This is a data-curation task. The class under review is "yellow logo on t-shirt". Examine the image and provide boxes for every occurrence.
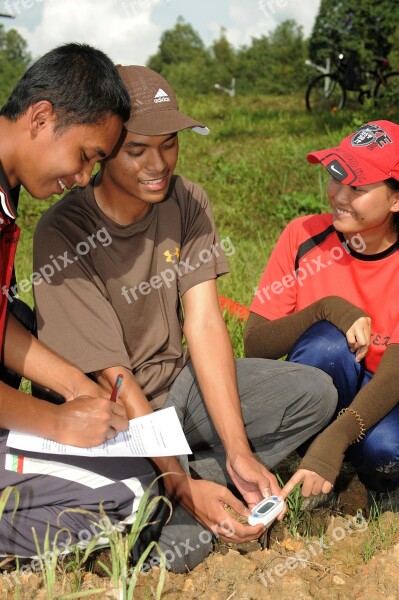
[164,247,180,263]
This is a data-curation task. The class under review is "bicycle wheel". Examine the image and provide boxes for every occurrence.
[374,72,399,108]
[306,74,346,113]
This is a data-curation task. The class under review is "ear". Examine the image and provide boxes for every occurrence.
[29,101,55,138]
[390,191,399,213]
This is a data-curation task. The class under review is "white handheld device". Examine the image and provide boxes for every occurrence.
[247,495,285,527]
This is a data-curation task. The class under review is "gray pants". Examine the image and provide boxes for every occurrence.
[156,358,337,571]
[0,358,337,574]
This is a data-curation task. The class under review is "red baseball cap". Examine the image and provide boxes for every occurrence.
[307,120,399,185]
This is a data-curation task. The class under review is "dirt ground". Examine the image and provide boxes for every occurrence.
[2,462,399,599]
[151,465,399,600]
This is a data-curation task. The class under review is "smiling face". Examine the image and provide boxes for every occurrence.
[16,103,123,200]
[100,130,179,211]
[327,178,399,252]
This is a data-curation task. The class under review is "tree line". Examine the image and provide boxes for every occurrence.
[2,0,399,102]
[0,23,30,106]
[148,1,399,97]
[147,17,308,96]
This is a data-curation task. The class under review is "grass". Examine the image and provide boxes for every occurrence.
[7,90,399,595]
[361,510,399,563]
[15,90,399,313]
[361,495,399,563]
[282,486,312,539]
[177,91,399,307]
[0,479,170,598]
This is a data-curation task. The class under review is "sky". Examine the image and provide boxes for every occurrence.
[1,0,321,65]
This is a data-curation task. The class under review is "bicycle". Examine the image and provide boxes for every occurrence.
[305,50,399,113]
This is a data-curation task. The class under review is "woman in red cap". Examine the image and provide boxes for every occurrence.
[245,120,399,509]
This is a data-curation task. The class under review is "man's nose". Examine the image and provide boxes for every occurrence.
[74,163,93,187]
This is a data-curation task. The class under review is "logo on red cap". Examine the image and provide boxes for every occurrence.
[351,124,392,149]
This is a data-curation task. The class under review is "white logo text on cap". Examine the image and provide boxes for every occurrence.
[154,89,170,103]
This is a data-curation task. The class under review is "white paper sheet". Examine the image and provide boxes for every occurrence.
[7,406,192,457]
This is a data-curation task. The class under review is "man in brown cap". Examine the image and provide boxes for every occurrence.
[33,66,337,572]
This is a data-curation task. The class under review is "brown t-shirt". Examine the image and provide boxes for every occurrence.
[33,175,229,407]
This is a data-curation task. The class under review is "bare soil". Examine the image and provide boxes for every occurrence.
[2,463,399,599]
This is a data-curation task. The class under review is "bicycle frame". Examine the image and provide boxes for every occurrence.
[305,50,398,112]
[304,57,331,75]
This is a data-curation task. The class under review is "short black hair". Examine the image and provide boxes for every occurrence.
[385,177,399,193]
[0,43,131,132]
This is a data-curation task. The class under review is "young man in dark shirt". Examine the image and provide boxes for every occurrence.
[0,44,161,563]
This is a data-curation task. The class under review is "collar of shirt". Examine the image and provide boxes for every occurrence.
[0,161,19,226]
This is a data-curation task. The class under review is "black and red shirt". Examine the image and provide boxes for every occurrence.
[250,214,399,373]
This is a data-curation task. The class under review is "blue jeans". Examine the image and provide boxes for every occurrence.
[288,321,399,492]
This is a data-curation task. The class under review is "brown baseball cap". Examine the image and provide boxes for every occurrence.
[117,65,209,136]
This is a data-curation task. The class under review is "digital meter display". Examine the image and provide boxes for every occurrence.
[258,501,275,514]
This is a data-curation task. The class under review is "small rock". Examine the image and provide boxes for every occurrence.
[217,580,228,591]
[281,537,304,552]
[332,575,345,585]
[182,579,195,593]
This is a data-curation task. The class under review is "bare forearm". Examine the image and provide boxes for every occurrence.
[0,381,58,435]
[3,313,89,400]
[184,317,251,454]
[94,366,190,494]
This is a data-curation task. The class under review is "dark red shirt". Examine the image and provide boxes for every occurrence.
[0,164,20,356]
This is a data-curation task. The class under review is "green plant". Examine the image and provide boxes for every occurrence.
[31,525,73,600]
[275,475,312,538]
[0,476,170,598]
[0,486,19,520]
[362,502,399,563]
[76,475,172,600]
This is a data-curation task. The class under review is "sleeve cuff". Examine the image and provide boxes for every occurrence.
[299,451,344,485]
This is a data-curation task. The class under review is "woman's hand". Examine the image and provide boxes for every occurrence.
[346,316,372,362]
[280,468,333,498]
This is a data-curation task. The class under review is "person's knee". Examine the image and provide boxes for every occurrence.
[297,365,338,428]
[289,321,350,369]
[155,512,213,573]
[168,530,212,572]
[358,430,399,476]
[349,415,399,491]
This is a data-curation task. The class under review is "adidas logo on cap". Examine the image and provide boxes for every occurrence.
[154,88,170,103]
